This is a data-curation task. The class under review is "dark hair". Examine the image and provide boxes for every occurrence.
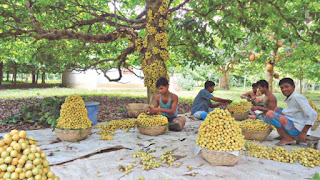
[257,80,269,89]
[252,83,258,88]
[205,81,215,89]
[279,78,295,86]
[156,77,169,88]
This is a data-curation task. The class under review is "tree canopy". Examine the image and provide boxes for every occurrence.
[0,0,319,95]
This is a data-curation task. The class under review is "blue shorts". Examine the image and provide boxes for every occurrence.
[193,109,214,120]
[264,107,300,137]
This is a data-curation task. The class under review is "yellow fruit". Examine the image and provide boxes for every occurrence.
[266,64,273,72]
[0,140,5,147]
[276,55,280,62]
[196,108,245,151]
[227,102,251,114]
[4,134,12,145]
[307,98,320,123]
[10,130,19,136]
[246,142,320,167]
[12,134,20,142]
[250,54,255,61]
[0,130,60,179]
[95,118,137,140]
[256,53,261,59]
[57,95,92,130]
[18,131,27,139]
[137,113,168,127]
[238,119,273,131]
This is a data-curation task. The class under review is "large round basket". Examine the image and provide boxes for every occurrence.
[200,149,242,166]
[137,125,166,136]
[55,127,92,142]
[241,128,272,141]
[311,121,320,131]
[232,112,248,121]
[126,103,150,118]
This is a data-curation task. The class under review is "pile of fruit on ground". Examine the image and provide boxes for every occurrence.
[0,130,59,179]
[95,113,168,140]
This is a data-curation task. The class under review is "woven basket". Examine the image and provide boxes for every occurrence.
[232,112,248,121]
[55,127,92,142]
[241,128,272,141]
[311,121,320,131]
[200,149,242,166]
[137,124,166,136]
[126,103,150,118]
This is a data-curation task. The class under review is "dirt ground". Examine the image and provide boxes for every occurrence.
[0,96,191,133]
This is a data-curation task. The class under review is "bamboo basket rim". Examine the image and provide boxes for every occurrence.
[200,148,242,166]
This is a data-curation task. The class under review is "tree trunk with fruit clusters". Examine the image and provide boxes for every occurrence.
[142,0,170,104]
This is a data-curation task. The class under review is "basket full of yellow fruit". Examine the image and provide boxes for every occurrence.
[136,113,168,136]
[196,108,245,166]
[238,119,273,141]
[308,98,320,131]
[55,95,92,142]
[126,103,151,118]
[227,104,249,121]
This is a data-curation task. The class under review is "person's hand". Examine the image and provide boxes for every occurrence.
[225,99,232,104]
[295,132,307,142]
[251,106,261,111]
[148,107,159,114]
[145,107,151,114]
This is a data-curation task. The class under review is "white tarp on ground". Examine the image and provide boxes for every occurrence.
[1,117,319,180]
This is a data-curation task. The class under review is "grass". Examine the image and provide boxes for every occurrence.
[0,86,319,108]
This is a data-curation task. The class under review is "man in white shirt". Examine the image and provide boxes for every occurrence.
[264,78,317,146]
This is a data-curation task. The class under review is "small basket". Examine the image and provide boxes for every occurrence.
[232,112,248,121]
[126,103,150,118]
[311,121,320,131]
[55,127,92,142]
[137,124,167,136]
[241,128,272,141]
[200,149,242,166]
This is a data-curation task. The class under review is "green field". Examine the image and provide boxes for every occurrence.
[0,87,319,108]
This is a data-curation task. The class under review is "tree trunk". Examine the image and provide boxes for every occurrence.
[218,70,230,90]
[0,61,3,85]
[303,80,308,93]
[32,70,36,84]
[147,88,157,105]
[25,75,29,83]
[41,71,46,84]
[6,71,9,81]
[36,71,39,84]
[299,79,303,94]
[13,63,18,85]
[312,83,316,91]
[143,0,169,104]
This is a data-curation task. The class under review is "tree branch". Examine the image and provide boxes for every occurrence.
[167,0,192,14]
[33,28,137,44]
[84,46,135,71]
[268,1,313,43]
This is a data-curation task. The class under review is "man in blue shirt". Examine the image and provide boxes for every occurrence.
[191,81,232,120]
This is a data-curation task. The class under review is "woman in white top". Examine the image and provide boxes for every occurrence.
[264,78,317,146]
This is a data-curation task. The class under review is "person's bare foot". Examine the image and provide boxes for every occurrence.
[275,139,294,146]
[248,115,257,119]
